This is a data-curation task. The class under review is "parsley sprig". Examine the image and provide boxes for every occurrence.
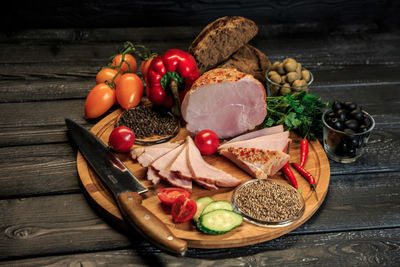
[263,92,329,140]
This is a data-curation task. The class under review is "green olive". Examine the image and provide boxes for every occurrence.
[301,70,311,82]
[277,62,285,74]
[280,85,292,95]
[269,74,282,84]
[267,70,279,78]
[292,79,307,91]
[284,61,297,72]
[271,61,280,71]
[281,75,287,84]
[270,84,280,96]
[287,72,300,83]
[296,63,302,74]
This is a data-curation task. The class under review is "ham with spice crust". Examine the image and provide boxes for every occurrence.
[218,131,290,151]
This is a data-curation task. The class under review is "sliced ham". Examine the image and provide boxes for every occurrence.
[169,144,192,179]
[218,131,290,151]
[221,125,284,146]
[147,167,161,184]
[150,144,192,190]
[131,141,183,162]
[219,147,289,179]
[181,68,267,138]
[186,136,241,187]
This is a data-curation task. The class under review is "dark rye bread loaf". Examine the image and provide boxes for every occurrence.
[217,44,271,85]
[189,16,258,73]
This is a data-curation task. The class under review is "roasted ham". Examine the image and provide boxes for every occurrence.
[181,68,267,138]
[221,125,284,146]
[219,147,289,179]
[218,131,290,151]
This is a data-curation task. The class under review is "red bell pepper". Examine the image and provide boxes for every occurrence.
[146,49,200,115]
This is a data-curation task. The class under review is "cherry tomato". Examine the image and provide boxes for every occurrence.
[116,73,144,109]
[157,187,191,205]
[140,56,155,82]
[108,126,135,153]
[171,195,197,223]
[96,68,121,87]
[194,129,220,155]
[84,83,115,119]
[111,54,137,73]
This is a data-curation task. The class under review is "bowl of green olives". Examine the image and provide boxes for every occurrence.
[322,101,375,163]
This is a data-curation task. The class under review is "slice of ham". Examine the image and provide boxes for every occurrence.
[150,144,192,190]
[219,147,289,179]
[221,125,284,146]
[181,69,267,139]
[169,144,192,179]
[131,141,183,161]
[218,131,290,151]
[186,136,241,187]
[147,167,161,184]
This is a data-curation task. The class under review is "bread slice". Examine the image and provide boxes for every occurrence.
[189,16,258,73]
[219,147,289,179]
[217,44,271,85]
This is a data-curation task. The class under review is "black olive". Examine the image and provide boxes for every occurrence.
[359,124,369,132]
[331,118,344,131]
[344,119,359,130]
[347,148,356,157]
[363,117,372,128]
[337,110,347,122]
[350,109,364,121]
[344,128,355,135]
[327,112,336,119]
[343,101,357,111]
[332,101,342,112]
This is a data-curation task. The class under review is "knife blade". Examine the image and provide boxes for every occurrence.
[65,119,187,256]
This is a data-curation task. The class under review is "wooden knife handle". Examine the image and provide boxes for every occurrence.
[116,191,188,256]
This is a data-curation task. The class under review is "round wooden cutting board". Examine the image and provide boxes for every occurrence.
[77,109,330,249]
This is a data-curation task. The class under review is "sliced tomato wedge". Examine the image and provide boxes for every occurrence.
[157,187,191,205]
[171,195,197,223]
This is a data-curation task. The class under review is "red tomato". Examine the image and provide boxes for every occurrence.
[157,187,191,205]
[108,126,135,153]
[140,57,155,82]
[84,83,115,119]
[96,68,121,86]
[112,54,137,73]
[116,73,144,109]
[171,195,197,223]
[194,129,220,155]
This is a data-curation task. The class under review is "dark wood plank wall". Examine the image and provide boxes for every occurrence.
[1,0,399,265]
[3,0,399,30]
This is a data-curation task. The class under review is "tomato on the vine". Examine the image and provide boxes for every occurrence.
[194,129,220,155]
[96,68,121,86]
[157,187,191,205]
[171,195,197,223]
[116,73,144,109]
[111,54,137,73]
[108,126,135,153]
[84,83,115,119]
[140,57,155,82]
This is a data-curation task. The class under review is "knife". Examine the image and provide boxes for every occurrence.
[65,119,187,256]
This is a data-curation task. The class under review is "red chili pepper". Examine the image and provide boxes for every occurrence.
[282,162,298,189]
[146,49,201,115]
[299,139,309,167]
[291,162,318,200]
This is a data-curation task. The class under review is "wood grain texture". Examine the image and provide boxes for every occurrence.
[1,228,398,265]
[0,188,398,262]
[2,0,398,29]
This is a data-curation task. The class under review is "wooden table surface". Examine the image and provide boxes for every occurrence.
[0,24,399,266]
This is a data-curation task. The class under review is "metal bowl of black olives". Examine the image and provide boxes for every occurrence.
[322,101,375,163]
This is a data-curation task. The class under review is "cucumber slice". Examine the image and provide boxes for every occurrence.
[198,210,243,234]
[193,196,214,222]
[202,200,233,215]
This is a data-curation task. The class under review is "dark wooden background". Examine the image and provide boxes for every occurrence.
[0,0,399,266]
[3,0,400,30]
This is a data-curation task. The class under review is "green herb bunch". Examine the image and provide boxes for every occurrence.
[263,91,329,140]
